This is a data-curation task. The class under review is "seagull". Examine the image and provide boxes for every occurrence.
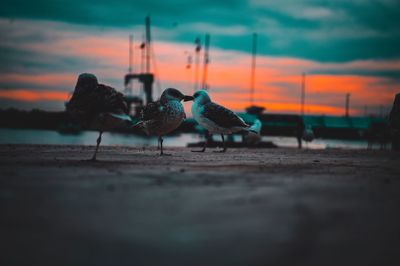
[66,73,132,161]
[135,88,193,155]
[191,90,254,152]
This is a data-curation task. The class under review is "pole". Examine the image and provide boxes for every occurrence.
[345,93,350,117]
[250,33,257,106]
[128,34,133,73]
[140,34,145,73]
[301,73,306,116]
[194,37,201,92]
[145,16,151,73]
[201,34,210,90]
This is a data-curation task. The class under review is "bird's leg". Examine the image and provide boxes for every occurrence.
[159,136,171,156]
[214,134,227,153]
[157,138,160,150]
[90,131,103,161]
[192,131,209,152]
[222,134,227,152]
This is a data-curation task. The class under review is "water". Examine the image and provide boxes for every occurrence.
[0,128,371,150]
[0,128,200,147]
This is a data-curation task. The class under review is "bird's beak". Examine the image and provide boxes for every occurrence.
[183,95,194,102]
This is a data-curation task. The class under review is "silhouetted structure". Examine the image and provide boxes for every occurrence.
[300,73,306,116]
[194,37,201,91]
[201,34,210,90]
[128,34,133,73]
[245,34,265,124]
[124,73,154,104]
[345,93,351,117]
[250,33,257,105]
[124,16,155,115]
[245,106,265,115]
[389,93,400,151]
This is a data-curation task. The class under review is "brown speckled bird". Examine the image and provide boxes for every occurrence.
[135,88,193,155]
[66,73,131,160]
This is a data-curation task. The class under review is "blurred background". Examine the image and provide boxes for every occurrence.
[0,0,399,149]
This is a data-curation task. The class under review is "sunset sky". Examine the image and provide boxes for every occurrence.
[0,0,399,116]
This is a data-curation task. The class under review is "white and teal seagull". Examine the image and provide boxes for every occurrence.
[191,90,255,152]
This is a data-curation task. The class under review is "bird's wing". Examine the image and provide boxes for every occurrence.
[141,101,164,121]
[88,84,129,115]
[202,102,249,128]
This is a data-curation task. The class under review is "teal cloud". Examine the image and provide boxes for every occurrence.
[1,0,399,62]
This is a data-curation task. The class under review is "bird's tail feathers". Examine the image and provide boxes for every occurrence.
[109,113,132,122]
[248,129,258,134]
[240,127,259,135]
[131,120,144,129]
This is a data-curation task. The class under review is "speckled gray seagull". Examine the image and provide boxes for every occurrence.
[135,88,193,155]
[191,90,255,152]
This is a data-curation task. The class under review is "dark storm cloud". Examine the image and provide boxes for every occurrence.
[1,0,400,62]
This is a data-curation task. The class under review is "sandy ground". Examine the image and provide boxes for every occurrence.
[0,144,400,266]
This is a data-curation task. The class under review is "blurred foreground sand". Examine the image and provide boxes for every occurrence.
[0,145,399,266]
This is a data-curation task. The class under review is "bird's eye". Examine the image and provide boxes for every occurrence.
[174,90,183,97]
[194,92,199,98]
[168,89,178,98]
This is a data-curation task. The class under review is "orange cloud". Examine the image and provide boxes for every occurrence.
[0,73,76,88]
[0,89,69,102]
[1,19,399,115]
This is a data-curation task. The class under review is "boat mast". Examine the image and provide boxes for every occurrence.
[194,37,201,92]
[201,34,210,90]
[128,34,133,73]
[145,16,151,74]
[301,73,306,116]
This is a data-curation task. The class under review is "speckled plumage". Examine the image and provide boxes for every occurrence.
[66,74,129,131]
[191,90,252,152]
[192,90,249,134]
[140,99,186,136]
[193,101,249,134]
[137,88,192,155]
[66,73,131,160]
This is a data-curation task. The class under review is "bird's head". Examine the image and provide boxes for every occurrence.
[192,90,211,105]
[161,88,194,103]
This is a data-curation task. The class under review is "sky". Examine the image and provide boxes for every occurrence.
[0,0,399,116]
